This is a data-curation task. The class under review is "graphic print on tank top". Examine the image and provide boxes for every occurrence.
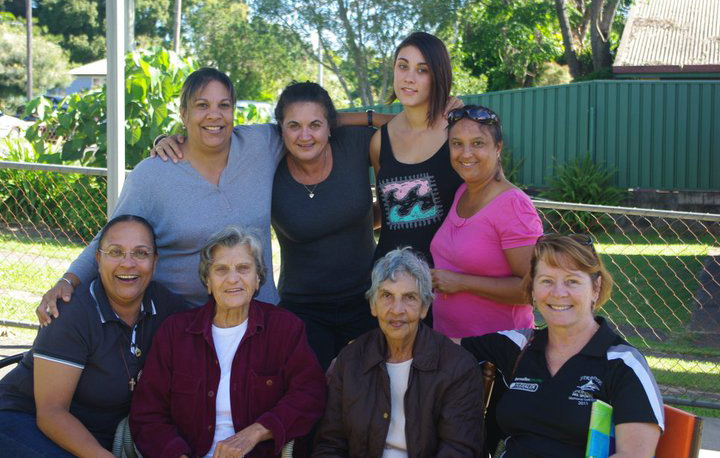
[378,172,443,229]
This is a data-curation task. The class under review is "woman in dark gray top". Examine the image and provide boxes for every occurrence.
[271,82,377,370]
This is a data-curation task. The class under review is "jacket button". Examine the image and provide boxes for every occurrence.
[207,425,213,431]
[266,379,273,387]
[208,390,214,397]
[383,412,389,419]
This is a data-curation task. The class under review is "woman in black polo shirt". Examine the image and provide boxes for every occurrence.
[0,215,187,456]
[462,234,664,458]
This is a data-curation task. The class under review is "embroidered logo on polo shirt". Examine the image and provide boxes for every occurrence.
[569,375,603,405]
[509,377,541,392]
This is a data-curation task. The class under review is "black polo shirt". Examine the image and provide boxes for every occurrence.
[462,317,664,458]
[0,279,188,449]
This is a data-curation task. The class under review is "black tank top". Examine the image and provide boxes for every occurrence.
[374,124,463,266]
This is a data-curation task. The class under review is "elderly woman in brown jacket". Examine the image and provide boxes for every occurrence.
[313,248,484,457]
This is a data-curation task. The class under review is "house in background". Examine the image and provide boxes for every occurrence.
[613,0,720,79]
[65,59,107,95]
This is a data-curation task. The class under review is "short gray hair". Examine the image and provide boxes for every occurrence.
[366,247,434,309]
[198,226,267,293]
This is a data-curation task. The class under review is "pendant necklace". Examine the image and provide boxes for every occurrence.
[291,145,329,199]
[302,183,319,199]
[118,318,144,391]
[119,344,137,391]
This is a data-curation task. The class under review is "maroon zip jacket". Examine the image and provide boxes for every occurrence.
[129,298,326,458]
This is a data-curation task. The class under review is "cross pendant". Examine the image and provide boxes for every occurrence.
[129,378,136,392]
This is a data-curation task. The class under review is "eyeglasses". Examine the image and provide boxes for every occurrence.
[447,106,499,126]
[98,247,154,261]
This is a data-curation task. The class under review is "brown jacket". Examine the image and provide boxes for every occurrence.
[313,324,484,457]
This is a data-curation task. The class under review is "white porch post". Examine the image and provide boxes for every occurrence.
[106,0,125,216]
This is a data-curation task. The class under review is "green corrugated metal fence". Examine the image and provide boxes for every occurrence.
[344,80,720,190]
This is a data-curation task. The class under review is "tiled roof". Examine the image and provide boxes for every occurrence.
[614,0,720,73]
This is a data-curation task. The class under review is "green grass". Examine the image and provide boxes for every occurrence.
[0,260,70,322]
[647,355,720,392]
[0,232,85,323]
[588,233,715,346]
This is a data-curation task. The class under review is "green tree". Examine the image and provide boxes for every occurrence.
[0,16,71,106]
[186,0,314,101]
[252,0,463,107]
[459,0,564,91]
[19,0,173,64]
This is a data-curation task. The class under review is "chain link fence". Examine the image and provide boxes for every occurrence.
[0,161,107,328]
[1,162,719,408]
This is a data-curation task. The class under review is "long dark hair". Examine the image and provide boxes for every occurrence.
[388,32,452,126]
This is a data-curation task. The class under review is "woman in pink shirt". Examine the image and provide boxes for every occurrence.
[429,106,542,338]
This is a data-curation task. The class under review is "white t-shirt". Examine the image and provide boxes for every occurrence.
[383,359,413,458]
[205,320,248,458]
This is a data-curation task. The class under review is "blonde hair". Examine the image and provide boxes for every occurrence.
[524,234,613,310]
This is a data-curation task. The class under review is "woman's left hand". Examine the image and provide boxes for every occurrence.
[432,269,463,294]
[213,423,272,458]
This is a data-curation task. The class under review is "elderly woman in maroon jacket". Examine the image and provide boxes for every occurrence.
[130,226,326,457]
[313,248,483,457]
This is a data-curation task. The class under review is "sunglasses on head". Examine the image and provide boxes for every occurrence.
[447,106,499,126]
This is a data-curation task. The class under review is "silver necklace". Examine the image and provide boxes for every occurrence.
[302,183,319,198]
[290,146,330,199]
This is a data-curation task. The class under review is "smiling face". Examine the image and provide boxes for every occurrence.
[371,271,428,351]
[96,221,157,310]
[532,259,600,331]
[449,118,502,186]
[181,79,234,153]
[393,45,432,109]
[281,102,331,163]
[207,243,260,313]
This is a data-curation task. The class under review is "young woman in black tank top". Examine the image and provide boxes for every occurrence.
[370,32,462,266]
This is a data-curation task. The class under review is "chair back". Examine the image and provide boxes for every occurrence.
[655,405,703,458]
[0,353,24,369]
[481,361,496,416]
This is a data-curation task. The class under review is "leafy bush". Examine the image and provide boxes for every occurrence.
[24,48,194,168]
[540,153,626,231]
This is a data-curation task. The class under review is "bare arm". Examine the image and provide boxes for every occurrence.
[369,129,381,175]
[34,358,114,458]
[611,422,661,458]
[431,245,534,304]
[337,111,393,129]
